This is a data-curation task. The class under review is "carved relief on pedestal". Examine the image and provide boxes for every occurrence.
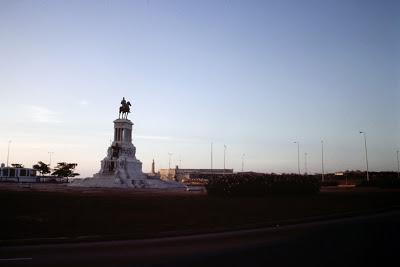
[95,98,143,180]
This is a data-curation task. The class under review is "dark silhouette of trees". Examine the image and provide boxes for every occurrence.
[52,162,79,182]
[204,173,321,197]
[33,161,51,176]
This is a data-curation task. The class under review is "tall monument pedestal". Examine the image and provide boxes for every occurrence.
[93,119,146,186]
[71,115,184,189]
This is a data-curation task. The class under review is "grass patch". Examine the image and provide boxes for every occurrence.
[1,186,400,241]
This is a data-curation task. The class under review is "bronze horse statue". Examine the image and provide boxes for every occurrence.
[119,101,131,119]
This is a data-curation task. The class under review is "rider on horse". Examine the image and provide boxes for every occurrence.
[119,97,132,119]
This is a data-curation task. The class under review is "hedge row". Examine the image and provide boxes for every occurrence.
[201,173,320,197]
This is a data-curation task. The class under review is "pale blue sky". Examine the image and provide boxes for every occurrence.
[0,0,399,177]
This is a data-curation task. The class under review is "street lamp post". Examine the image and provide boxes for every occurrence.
[396,150,399,179]
[168,152,173,180]
[168,152,173,169]
[48,152,54,167]
[6,140,11,167]
[241,153,245,172]
[210,142,213,172]
[294,141,300,175]
[304,152,308,175]
[321,140,325,182]
[359,131,369,182]
[223,144,227,172]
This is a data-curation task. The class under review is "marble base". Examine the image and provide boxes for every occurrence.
[70,175,185,189]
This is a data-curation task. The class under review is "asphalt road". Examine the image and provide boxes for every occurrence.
[1,210,399,267]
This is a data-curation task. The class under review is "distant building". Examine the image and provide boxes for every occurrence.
[0,166,39,183]
[0,164,69,183]
[159,166,234,182]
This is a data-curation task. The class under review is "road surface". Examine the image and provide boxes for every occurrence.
[1,210,399,267]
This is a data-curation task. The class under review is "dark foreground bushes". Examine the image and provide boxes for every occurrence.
[203,173,320,197]
[358,177,400,188]
[321,180,339,187]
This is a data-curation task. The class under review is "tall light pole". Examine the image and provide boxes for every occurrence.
[294,141,300,175]
[241,153,245,172]
[223,144,227,172]
[167,152,173,180]
[321,140,325,182]
[168,152,173,169]
[48,152,54,167]
[304,152,308,175]
[210,142,213,172]
[359,131,369,182]
[396,150,399,179]
[6,140,11,167]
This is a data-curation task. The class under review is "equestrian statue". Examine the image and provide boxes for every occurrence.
[119,97,132,119]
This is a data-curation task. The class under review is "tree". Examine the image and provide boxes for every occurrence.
[32,161,51,176]
[11,163,24,168]
[52,162,80,182]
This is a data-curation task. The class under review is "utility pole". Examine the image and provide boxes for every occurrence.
[294,141,300,175]
[359,131,369,182]
[321,140,325,182]
[6,140,11,167]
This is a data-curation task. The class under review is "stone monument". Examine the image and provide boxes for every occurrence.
[70,98,184,189]
[92,117,147,187]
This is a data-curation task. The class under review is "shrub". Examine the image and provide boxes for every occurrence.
[204,173,320,197]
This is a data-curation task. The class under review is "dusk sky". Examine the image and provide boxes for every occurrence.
[0,0,399,177]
